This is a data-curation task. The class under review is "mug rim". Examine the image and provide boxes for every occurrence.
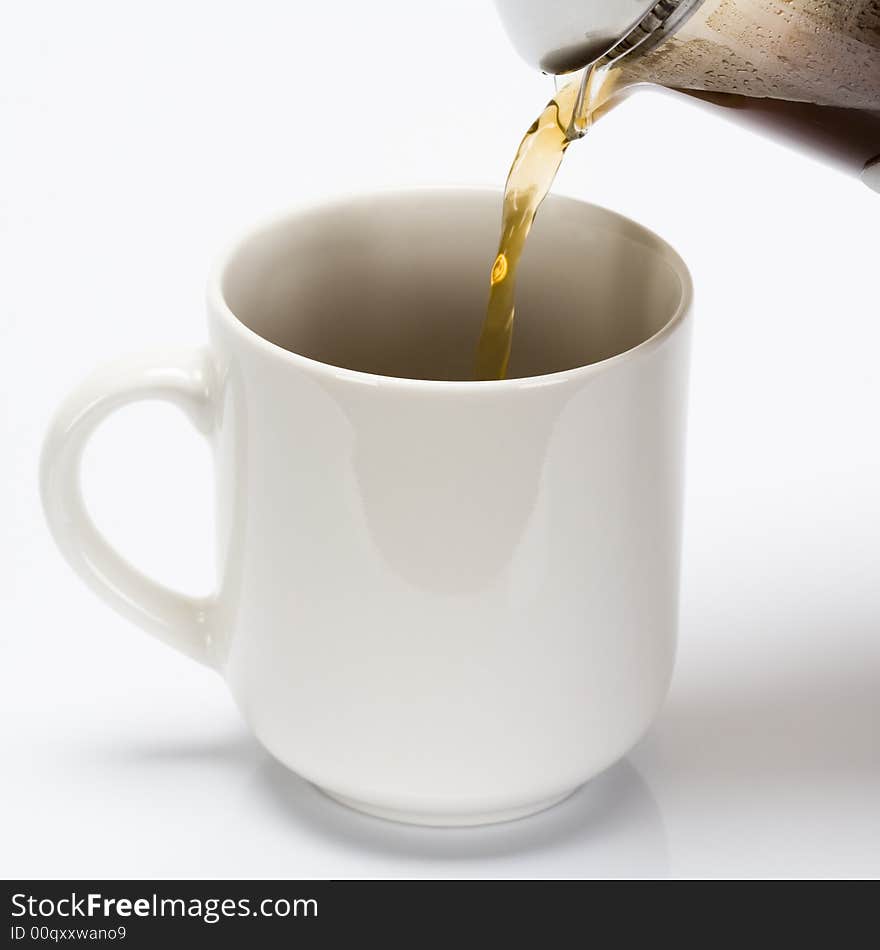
[207,186,693,392]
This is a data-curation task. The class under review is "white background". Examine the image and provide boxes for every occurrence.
[2,1,878,879]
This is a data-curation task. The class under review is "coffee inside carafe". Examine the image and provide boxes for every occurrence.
[614,0,880,178]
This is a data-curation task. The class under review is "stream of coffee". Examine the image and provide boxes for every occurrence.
[475,0,879,380]
[473,64,620,380]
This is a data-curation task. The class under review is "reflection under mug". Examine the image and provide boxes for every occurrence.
[41,189,693,826]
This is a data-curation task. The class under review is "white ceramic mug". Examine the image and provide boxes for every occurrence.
[41,189,692,826]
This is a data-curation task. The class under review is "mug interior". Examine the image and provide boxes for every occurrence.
[220,190,690,381]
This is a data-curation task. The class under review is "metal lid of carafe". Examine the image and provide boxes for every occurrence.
[494,0,701,74]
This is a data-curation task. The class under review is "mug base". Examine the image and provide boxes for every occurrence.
[320,786,580,827]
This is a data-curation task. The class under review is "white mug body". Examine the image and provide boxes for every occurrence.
[42,189,692,826]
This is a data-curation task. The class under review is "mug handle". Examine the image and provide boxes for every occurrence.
[40,348,218,667]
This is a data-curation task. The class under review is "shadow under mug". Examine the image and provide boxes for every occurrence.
[41,189,693,826]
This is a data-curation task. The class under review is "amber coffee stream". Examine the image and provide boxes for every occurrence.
[475,0,880,380]
[473,64,621,381]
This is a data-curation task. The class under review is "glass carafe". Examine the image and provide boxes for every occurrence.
[495,0,880,190]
